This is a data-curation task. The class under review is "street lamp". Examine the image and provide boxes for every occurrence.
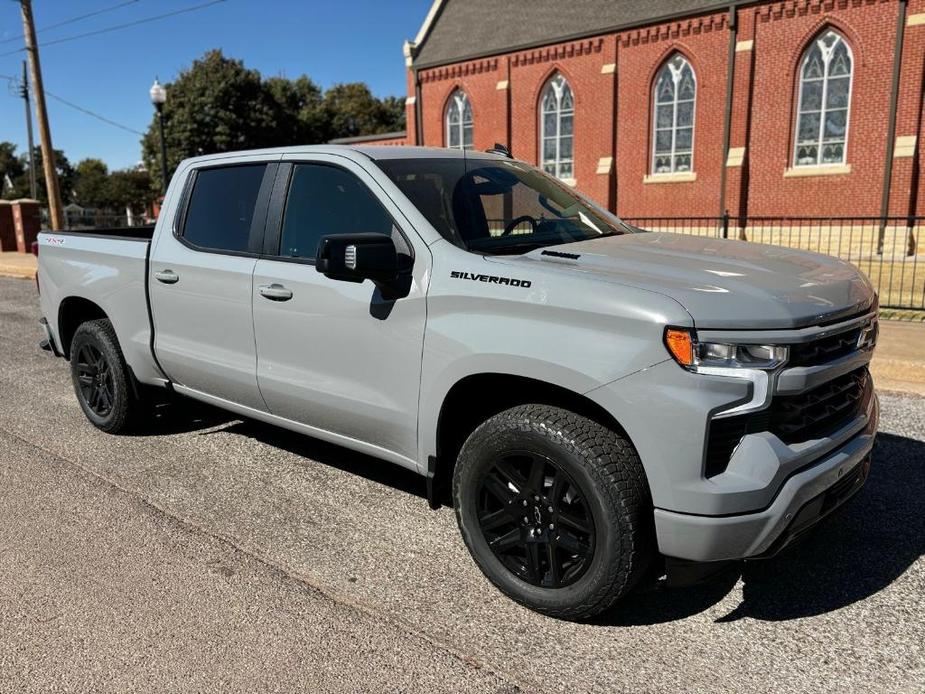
[149,78,168,193]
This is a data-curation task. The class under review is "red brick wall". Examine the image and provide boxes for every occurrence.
[407,0,923,220]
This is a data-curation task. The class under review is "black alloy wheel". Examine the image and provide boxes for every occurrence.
[454,404,654,620]
[75,343,114,417]
[69,318,140,434]
[477,451,595,588]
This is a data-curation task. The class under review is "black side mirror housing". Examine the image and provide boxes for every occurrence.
[316,233,410,299]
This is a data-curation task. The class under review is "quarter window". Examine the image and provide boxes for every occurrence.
[445,90,473,150]
[652,54,696,174]
[278,164,393,259]
[540,73,574,180]
[794,30,852,167]
[183,164,266,253]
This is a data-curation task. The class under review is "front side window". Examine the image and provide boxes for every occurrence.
[794,30,852,167]
[278,164,393,259]
[652,54,696,174]
[376,157,633,256]
[182,164,266,253]
[540,73,574,180]
[445,90,473,150]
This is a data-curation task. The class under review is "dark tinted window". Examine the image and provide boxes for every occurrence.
[376,157,633,255]
[279,164,393,259]
[183,165,266,252]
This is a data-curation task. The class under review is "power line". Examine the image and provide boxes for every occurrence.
[0,0,226,57]
[2,71,144,136]
[0,0,143,46]
[44,90,145,136]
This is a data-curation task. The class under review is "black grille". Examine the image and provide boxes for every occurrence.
[788,328,861,367]
[705,368,871,477]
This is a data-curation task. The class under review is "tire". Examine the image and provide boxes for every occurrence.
[69,318,139,434]
[453,404,653,621]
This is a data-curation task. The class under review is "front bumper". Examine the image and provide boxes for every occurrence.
[654,393,878,562]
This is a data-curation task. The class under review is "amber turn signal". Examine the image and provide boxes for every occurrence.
[664,328,694,367]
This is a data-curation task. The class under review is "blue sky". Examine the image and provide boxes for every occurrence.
[0,0,431,170]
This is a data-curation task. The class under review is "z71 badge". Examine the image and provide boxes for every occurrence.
[450,271,532,288]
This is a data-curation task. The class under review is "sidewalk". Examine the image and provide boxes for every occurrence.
[0,250,922,395]
[0,251,37,280]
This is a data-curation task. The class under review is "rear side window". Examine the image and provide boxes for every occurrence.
[279,164,393,259]
[182,165,266,253]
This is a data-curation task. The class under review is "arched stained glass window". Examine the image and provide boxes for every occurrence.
[540,73,574,179]
[794,30,852,166]
[445,90,473,150]
[652,54,696,174]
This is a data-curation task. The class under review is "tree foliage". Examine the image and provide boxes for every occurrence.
[0,143,75,203]
[141,50,406,185]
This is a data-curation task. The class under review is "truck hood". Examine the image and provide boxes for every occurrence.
[506,232,875,329]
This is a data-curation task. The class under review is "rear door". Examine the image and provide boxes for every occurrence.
[149,159,278,410]
[251,154,429,464]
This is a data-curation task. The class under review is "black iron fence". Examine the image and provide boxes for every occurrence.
[623,214,924,311]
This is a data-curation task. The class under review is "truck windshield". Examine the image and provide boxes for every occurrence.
[375,157,634,255]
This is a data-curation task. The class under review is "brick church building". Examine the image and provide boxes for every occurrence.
[336,0,925,221]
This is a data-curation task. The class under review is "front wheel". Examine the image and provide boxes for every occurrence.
[453,404,653,620]
[70,318,140,434]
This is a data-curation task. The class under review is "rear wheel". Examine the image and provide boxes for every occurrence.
[70,319,140,434]
[453,404,653,620]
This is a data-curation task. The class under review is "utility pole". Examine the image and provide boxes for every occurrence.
[19,0,65,229]
[19,60,37,200]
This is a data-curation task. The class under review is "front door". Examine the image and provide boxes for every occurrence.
[150,160,277,411]
[252,156,428,465]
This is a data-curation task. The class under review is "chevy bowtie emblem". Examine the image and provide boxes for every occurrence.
[857,320,878,350]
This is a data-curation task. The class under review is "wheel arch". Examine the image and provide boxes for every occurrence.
[428,372,642,507]
[57,296,109,359]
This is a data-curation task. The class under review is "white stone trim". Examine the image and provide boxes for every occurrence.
[496,80,509,90]
[726,146,746,167]
[907,13,925,26]
[405,96,416,106]
[735,39,754,53]
[596,157,613,175]
[643,172,697,184]
[601,63,616,74]
[413,0,446,47]
[783,164,852,178]
[894,135,917,158]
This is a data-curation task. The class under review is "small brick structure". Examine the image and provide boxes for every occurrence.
[8,199,41,254]
[0,201,15,252]
[360,0,925,220]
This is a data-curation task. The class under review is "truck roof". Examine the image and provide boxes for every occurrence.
[177,144,505,169]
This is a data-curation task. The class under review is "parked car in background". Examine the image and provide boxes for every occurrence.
[35,145,879,619]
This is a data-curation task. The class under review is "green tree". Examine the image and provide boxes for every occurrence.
[140,50,408,187]
[265,75,326,143]
[73,158,111,208]
[107,168,155,213]
[141,50,281,185]
[322,83,405,140]
[6,146,75,203]
[0,142,25,199]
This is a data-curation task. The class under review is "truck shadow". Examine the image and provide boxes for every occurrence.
[602,432,925,626]
[216,418,429,499]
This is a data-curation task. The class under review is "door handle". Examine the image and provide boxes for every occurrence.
[258,283,293,301]
[154,269,179,284]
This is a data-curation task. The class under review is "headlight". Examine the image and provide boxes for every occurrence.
[664,327,788,371]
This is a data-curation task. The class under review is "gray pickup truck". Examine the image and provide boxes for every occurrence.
[36,145,879,620]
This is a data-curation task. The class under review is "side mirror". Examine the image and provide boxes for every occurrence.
[316,233,409,299]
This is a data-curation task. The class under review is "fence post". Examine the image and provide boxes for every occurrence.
[722,210,730,239]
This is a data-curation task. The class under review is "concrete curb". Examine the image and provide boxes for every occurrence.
[0,265,36,280]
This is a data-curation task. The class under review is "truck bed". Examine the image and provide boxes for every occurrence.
[37,228,163,385]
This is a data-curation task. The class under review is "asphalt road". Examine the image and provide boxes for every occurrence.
[1,276,923,693]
